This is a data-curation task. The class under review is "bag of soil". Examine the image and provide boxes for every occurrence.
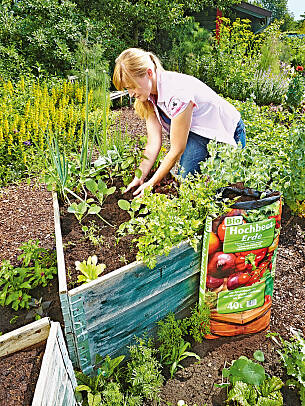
[199,187,282,338]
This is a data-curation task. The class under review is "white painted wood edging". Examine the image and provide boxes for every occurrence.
[0,318,78,406]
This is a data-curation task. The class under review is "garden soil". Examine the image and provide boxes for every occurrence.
[0,107,304,405]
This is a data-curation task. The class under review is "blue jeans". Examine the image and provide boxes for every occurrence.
[178,118,246,177]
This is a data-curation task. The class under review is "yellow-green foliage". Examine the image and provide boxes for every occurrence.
[0,77,92,162]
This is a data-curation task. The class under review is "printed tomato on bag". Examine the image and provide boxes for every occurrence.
[199,188,282,338]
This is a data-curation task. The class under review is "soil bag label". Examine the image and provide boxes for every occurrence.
[223,218,275,253]
[199,189,281,338]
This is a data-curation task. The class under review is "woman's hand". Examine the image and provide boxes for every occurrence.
[131,180,154,197]
[124,176,144,194]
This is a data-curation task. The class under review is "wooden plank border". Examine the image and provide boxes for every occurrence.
[32,321,78,406]
[0,318,78,406]
[0,317,50,357]
[53,192,80,368]
[53,192,201,373]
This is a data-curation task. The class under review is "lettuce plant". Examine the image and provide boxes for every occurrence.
[222,355,284,405]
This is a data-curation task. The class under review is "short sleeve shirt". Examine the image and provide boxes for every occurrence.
[148,70,241,146]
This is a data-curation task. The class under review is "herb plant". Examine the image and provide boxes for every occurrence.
[82,221,104,246]
[166,339,200,378]
[75,354,126,406]
[126,337,163,402]
[184,303,211,342]
[157,312,200,378]
[118,172,228,269]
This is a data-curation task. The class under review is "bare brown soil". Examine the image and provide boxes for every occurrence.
[0,107,304,405]
[0,342,45,406]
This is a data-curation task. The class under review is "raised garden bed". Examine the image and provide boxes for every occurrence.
[53,184,201,374]
[0,317,78,405]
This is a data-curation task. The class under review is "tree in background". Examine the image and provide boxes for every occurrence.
[0,0,241,79]
[250,0,297,31]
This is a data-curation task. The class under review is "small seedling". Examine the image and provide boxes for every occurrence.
[75,255,106,283]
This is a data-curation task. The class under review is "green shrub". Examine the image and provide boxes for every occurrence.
[286,73,305,109]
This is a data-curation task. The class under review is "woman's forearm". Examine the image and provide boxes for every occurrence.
[138,144,161,180]
[148,149,180,186]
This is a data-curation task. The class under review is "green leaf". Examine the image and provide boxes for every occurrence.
[107,186,116,195]
[88,391,102,406]
[254,350,265,362]
[229,357,265,386]
[19,282,32,289]
[135,168,142,179]
[227,381,257,406]
[121,156,134,169]
[222,367,230,378]
[98,179,107,194]
[118,199,130,211]
[259,376,283,397]
[85,179,98,194]
[88,205,102,215]
[75,384,91,393]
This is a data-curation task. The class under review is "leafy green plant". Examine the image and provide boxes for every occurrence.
[0,240,57,310]
[276,329,305,405]
[118,171,227,269]
[75,354,125,406]
[126,337,163,402]
[286,72,305,109]
[221,354,284,405]
[75,255,106,284]
[184,303,211,342]
[85,178,116,207]
[157,312,200,378]
[94,354,125,380]
[167,339,200,379]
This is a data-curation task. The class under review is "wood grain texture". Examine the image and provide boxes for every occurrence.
[59,292,79,367]
[52,192,67,295]
[0,317,50,357]
[209,308,271,337]
[32,321,77,406]
[211,301,272,324]
[70,243,200,373]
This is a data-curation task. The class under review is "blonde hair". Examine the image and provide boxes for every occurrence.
[113,48,164,119]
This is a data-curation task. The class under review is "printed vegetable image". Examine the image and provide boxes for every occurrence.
[208,232,220,255]
[235,248,267,272]
[268,235,279,253]
[227,272,253,290]
[207,252,236,278]
[268,214,281,229]
[217,219,227,242]
[206,275,224,289]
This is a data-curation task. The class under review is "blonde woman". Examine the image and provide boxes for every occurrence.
[113,48,246,197]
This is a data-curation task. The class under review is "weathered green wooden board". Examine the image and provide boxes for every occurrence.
[53,192,201,374]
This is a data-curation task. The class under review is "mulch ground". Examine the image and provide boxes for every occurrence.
[0,107,304,405]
